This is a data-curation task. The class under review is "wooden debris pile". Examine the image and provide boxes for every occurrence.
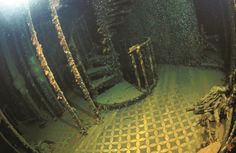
[187,69,236,153]
[187,86,229,127]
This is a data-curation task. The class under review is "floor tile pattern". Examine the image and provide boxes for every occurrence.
[75,65,224,153]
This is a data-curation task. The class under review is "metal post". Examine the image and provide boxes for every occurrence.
[26,3,86,134]
[130,53,141,90]
[49,0,101,121]
[137,46,149,91]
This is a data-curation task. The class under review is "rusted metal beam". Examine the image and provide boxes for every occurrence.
[26,2,87,134]
[49,0,101,121]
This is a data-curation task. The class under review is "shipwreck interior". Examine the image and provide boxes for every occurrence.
[1,0,236,153]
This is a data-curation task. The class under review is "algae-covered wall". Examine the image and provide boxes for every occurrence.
[117,0,202,65]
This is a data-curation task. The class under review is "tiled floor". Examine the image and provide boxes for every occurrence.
[21,65,224,153]
[73,65,224,153]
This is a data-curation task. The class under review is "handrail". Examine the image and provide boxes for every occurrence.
[128,38,157,91]
[128,38,151,54]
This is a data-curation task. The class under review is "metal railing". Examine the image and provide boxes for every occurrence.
[128,38,157,91]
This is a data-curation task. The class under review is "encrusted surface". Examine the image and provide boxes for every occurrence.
[20,65,224,153]
[74,65,224,153]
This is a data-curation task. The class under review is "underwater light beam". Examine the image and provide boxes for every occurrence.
[0,0,26,8]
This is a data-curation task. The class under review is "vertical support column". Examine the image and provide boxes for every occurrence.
[25,3,86,134]
[69,36,90,87]
[49,0,101,121]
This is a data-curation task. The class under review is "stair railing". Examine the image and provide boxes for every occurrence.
[128,38,157,91]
